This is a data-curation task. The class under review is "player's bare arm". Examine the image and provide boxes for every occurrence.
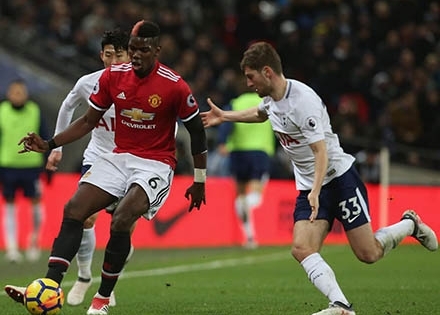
[19,107,104,154]
[183,115,207,211]
[202,98,267,128]
[307,139,328,222]
[46,150,63,171]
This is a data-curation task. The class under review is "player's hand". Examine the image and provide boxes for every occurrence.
[185,182,206,212]
[18,132,48,153]
[46,150,63,171]
[217,143,229,156]
[200,98,224,128]
[307,191,320,222]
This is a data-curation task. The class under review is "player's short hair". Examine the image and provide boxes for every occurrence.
[101,28,130,51]
[240,41,283,75]
[130,20,161,46]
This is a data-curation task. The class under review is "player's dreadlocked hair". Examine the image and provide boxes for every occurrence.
[131,20,161,46]
[101,28,130,51]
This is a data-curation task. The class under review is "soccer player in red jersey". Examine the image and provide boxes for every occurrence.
[5,20,207,315]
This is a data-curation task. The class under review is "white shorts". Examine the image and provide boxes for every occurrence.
[79,152,174,220]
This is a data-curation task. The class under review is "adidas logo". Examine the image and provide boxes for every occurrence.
[117,92,126,99]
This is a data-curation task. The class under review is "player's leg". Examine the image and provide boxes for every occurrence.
[231,151,262,248]
[67,212,99,306]
[235,181,254,246]
[87,185,146,315]
[3,198,21,262]
[1,169,22,262]
[109,220,137,307]
[293,190,355,315]
[340,165,437,264]
[4,182,115,306]
[23,169,44,262]
[87,157,172,315]
[242,151,271,248]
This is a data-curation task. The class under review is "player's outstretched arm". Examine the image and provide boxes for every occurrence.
[201,97,267,127]
[200,98,224,128]
[18,132,48,153]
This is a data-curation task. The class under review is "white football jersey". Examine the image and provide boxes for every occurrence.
[258,79,355,190]
[53,69,115,166]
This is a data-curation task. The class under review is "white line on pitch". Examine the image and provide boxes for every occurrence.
[0,251,288,296]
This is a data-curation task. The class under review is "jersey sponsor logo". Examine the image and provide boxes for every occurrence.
[153,207,188,236]
[148,94,162,108]
[117,92,126,99]
[187,94,196,107]
[96,116,116,131]
[275,131,300,146]
[120,108,155,122]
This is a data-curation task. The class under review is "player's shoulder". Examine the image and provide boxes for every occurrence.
[109,62,132,73]
[77,69,106,86]
[155,62,182,83]
[288,79,322,104]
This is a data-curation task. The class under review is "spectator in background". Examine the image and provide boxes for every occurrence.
[0,79,50,263]
[2,0,440,172]
[215,83,275,248]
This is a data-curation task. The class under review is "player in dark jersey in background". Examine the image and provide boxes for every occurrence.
[5,20,207,315]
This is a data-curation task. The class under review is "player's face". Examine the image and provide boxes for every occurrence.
[128,37,160,78]
[100,44,129,68]
[243,66,271,97]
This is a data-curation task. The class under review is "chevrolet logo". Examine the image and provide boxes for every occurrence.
[120,108,155,122]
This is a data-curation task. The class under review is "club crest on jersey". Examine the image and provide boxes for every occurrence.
[307,117,317,129]
[92,82,99,94]
[148,94,162,108]
[187,94,196,107]
[121,108,155,122]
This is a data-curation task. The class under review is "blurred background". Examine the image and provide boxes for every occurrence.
[1,0,440,184]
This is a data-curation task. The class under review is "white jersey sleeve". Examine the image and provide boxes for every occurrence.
[53,69,116,166]
[53,70,105,152]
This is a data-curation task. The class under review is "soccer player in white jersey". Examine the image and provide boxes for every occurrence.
[201,41,438,315]
[45,28,131,307]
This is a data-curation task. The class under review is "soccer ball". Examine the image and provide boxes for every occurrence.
[24,278,64,315]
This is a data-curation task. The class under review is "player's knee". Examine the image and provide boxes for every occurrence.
[354,249,381,264]
[291,243,314,262]
[83,215,97,229]
[64,199,81,220]
[110,210,136,231]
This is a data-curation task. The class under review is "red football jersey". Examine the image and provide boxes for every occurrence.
[89,61,199,169]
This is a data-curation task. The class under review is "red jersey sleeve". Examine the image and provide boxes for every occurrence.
[177,79,199,122]
[89,68,113,111]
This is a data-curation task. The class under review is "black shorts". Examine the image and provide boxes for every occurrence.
[229,151,271,182]
[294,165,371,232]
[0,167,42,199]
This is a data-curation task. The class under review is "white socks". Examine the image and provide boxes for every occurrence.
[4,202,17,252]
[301,253,350,305]
[76,227,96,280]
[375,219,414,256]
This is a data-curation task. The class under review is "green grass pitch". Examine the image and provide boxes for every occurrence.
[0,245,439,314]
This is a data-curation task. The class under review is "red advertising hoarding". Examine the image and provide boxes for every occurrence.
[1,174,439,249]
